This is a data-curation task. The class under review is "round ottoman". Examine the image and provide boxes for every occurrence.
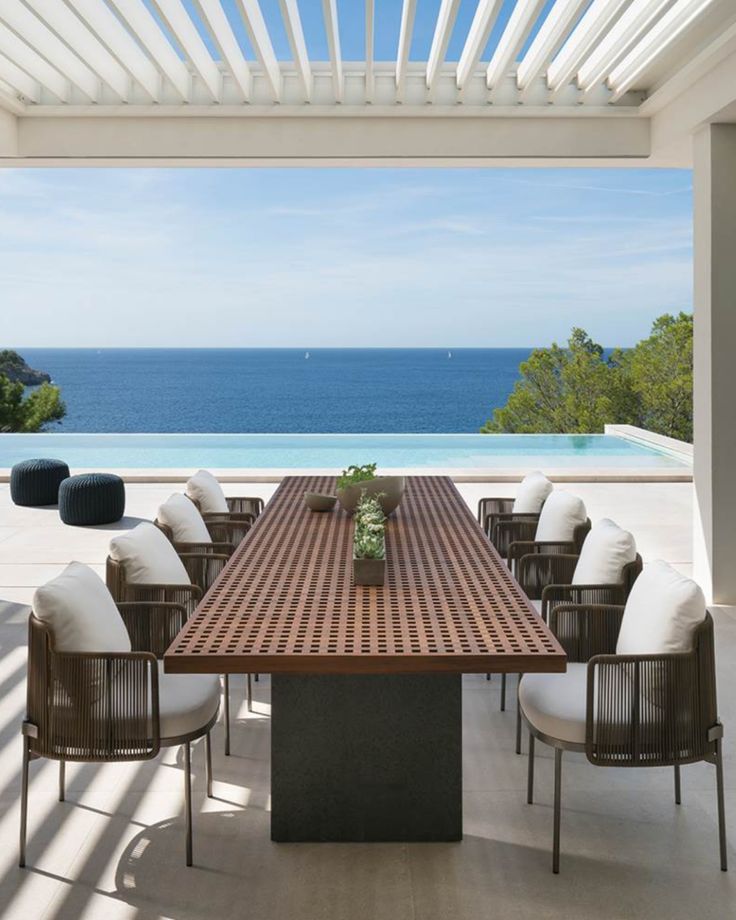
[59,473,125,526]
[10,458,70,507]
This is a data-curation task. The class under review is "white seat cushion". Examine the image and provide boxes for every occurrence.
[109,522,190,586]
[572,518,637,586]
[531,599,542,614]
[519,665,587,745]
[534,491,587,543]
[186,470,228,515]
[157,493,211,544]
[157,666,220,740]
[512,471,553,514]
[33,562,131,653]
[616,560,706,656]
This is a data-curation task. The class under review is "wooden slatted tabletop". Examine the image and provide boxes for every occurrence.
[164,475,566,675]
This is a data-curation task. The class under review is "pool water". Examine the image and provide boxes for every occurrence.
[0,433,689,470]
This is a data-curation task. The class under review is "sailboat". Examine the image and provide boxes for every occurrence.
[305,351,310,359]
[448,351,452,359]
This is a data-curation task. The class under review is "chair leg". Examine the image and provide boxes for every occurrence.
[184,742,193,867]
[223,674,230,757]
[58,759,65,802]
[553,748,563,874]
[500,673,506,712]
[19,739,30,868]
[674,763,681,805]
[205,732,213,798]
[515,685,523,755]
[527,733,535,805]
[254,673,259,682]
[246,673,253,713]
[715,737,728,871]
[486,673,491,681]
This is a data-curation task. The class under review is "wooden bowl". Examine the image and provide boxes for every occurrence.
[304,492,337,512]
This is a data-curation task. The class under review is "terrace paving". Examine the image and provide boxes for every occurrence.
[1,479,734,920]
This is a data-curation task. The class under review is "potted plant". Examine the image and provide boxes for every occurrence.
[352,493,387,586]
[336,463,405,515]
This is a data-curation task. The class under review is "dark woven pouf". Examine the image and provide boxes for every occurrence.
[10,458,70,507]
[58,473,125,526]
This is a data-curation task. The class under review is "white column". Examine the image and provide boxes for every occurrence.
[693,123,736,604]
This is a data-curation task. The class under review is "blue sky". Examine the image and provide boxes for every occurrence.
[2,166,692,348]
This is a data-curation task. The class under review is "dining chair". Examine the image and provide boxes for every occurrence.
[20,563,219,868]
[106,521,238,753]
[520,560,727,874]
[186,469,263,541]
[478,471,553,558]
[511,518,642,750]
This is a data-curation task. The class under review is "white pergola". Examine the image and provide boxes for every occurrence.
[0,1,735,601]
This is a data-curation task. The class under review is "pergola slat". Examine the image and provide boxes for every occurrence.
[427,0,461,91]
[516,0,588,91]
[107,0,191,101]
[396,0,417,97]
[24,0,130,100]
[486,0,545,91]
[0,50,40,103]
[67,0,162,102]
[608,0,719,102]
[0,0,100,101]
[457,0,504,90]
[547,0,630,92]
[194,0,251,101]
[237,0,281,101]
[322,0,343,103]
[280,0,312,101]
[153,0,222,102]
[0,21,69,102]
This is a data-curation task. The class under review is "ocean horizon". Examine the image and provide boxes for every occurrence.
[20,348,535,434]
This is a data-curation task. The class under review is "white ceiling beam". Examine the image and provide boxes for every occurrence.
[153,1,221,101]
[24,0,130,101]
[457,0,504,89]
[427,0,461,90]
[365,0,374,101]
[486,0,545,90]
[0,0,100,101]
[547,0,630,92]
[0,49,40,102]
[517,0,588,90]
[0,21,69,101]
[578,0,672,93]
[65,0,161,102]
[194,0,251,101]
[236,0,281,101]
[396,0,417,96]
[322,0,343,102]
[608,0,719,101]
[279,0,312,101]
[107,0,191,101]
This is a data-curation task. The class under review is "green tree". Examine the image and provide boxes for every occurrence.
[481,313,693,442]
[481,328,633,433]
[621,312,693,442]
[0,374,66,432]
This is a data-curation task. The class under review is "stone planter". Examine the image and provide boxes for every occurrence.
[337,476,406,515]
[352,554,386,586]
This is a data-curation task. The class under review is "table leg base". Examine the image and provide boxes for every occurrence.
[271,673,462,842]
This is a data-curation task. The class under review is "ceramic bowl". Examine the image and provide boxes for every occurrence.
[304,491,337,512]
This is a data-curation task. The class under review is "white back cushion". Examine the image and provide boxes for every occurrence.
[186,469,228,514]
[512,471,553,514]
[572,518,637,586]
[109,522,190,586]
[617,560,706,656]
[33,562,131,653]
[158,494,211,544]
[534,491,587,543]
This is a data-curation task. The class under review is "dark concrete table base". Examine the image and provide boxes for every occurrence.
[271,673,462,842]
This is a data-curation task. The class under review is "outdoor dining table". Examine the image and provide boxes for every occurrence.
[164,474,566,843]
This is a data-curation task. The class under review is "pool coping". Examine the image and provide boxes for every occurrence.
[0,466,693,483]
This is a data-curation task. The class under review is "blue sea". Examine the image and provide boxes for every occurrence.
[20,349,532,434]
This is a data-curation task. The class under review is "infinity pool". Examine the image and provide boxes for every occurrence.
[0,433,689,470]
